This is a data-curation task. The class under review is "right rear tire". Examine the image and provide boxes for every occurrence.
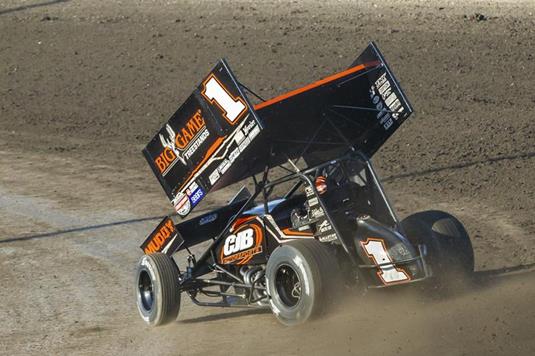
[135,253,181,326]
[401,210,474,289]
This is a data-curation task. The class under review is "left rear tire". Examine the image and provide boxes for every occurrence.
[265,240,336,326]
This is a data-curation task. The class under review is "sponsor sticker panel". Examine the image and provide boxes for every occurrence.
[219,221,264,265]
[143,60,264,218]
[369,72,408,131]
[140,217,184,256]
[305,183,338,242]
[205,115,261,187]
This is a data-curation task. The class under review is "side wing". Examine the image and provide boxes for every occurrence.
[140,216,184,255]
[143,60,263,218]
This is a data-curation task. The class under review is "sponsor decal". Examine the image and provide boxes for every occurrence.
[238,136,251,152]
[201,74,247,124]
[308,197,319,206]
[188,187,205,207]
[209,169,220,185]
[217,158,231,175]
[141,217,177,254]
[310,207,325,219]
[173,192,191,216]
[319,233,337,243]
[370,72,405,131]
[220,223,263,264]
[206,120,260,188]
[199,213,218,226]
[155,109,210,175]
[229,147,240,162]
[315,176,328,195]
[317,220,332,233]
[186,181,199,194]
[361,237,411,285]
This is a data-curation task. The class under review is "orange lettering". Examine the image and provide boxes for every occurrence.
[181,127,193,141]
[163,147,176,162]
[154,147,177,173]
[172,110,206,149]
[164,219,175,232]
[174,133,185,149]
[193,110,204,127]
[145,241,158,254]
[155,157,166,173]
[162,227,172,239]
[186,120,198,135]
[154,233,165,246]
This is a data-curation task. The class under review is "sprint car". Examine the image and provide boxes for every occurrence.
[135,42,474,326]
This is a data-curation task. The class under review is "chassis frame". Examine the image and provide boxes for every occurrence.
[136,43,451,319]
[174,149,432,309]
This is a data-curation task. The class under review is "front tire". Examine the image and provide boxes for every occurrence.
[266,240,336,326]
[135,253,181,326]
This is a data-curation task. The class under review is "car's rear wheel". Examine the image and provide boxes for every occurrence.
[401,210,474,288]
[266,240,337,326]
[135,253,181,326]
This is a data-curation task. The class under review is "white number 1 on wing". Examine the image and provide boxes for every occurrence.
[202,75,246,123]
[361,238,409,284]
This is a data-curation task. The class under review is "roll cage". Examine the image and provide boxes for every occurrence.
[175,148,418,307]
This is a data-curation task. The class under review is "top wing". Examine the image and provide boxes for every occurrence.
[143,42,413,219]
[197,42,415,189]
[142,59,263,218]
[255,42,414,166]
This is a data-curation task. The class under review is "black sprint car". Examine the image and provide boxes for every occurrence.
[135,42,474,326]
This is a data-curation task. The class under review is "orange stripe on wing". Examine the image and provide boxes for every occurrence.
[254,61,379,111]
[178,136,226,191]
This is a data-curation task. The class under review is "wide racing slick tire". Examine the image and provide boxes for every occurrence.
[135,253,181,326]
[401,210,474,288]
[265,239,337,326]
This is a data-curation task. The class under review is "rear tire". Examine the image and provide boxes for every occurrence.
[135,253,181,326]
[401,210,474,288]
[266,240,337,326]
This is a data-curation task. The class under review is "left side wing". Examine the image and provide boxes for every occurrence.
[143,60,263,218]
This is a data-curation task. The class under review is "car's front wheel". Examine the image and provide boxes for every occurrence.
[135,253,181,326]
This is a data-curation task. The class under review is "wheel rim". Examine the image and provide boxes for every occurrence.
[275,264,301,307]
[138,269,154,311]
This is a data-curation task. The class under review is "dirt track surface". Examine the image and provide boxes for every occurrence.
[1,0,534,354]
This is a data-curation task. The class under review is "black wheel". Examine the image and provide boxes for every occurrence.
[135,253,181,326]
[401,210,474,286]
[265,240,337,326]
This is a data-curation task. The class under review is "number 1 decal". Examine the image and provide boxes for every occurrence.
[202,74,247,124]
[361,238,410,285]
